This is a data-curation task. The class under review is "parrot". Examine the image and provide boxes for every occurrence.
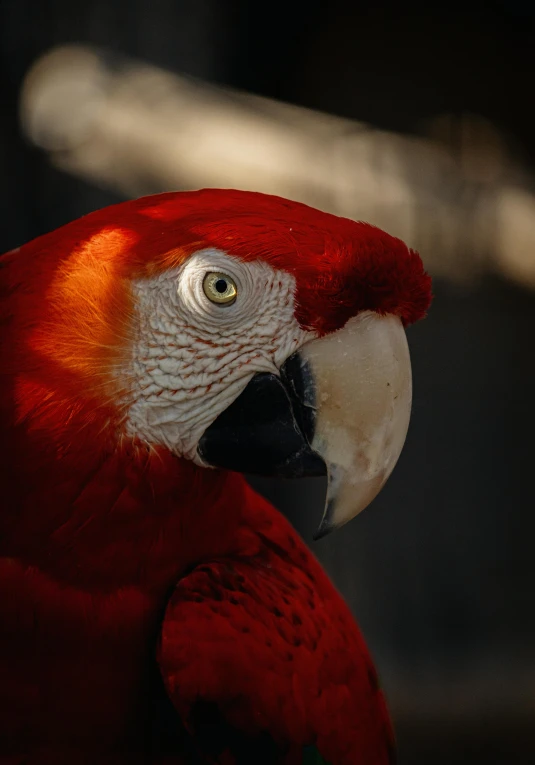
[0,189,431,765]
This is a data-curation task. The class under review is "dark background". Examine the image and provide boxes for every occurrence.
[2,1,535,762]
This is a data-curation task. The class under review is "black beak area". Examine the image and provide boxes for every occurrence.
[197,355,326,479]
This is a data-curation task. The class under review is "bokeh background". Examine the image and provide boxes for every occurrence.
[2,1,535,762]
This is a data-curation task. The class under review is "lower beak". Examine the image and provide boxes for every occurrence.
[197,311,412,538]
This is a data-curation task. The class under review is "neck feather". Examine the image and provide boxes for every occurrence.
[1,415,252,592]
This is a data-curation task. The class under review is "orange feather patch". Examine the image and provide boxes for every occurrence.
[29,226,137,395]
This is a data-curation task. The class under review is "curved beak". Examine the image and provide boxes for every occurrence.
[198,311,412,538]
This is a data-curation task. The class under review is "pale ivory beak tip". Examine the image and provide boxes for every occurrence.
[313,496,339,540]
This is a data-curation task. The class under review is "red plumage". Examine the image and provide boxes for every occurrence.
[0,189,431,764]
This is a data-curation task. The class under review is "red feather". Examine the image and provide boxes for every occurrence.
[159,485,395,765]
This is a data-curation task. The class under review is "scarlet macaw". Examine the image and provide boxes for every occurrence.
[0,189,431,764]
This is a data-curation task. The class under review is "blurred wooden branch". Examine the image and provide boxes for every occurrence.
[20,45,535,288]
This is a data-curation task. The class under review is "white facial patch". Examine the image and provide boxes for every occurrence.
[125,249,314,462]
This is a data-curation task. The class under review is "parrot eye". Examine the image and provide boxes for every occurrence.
[202,272,238,305]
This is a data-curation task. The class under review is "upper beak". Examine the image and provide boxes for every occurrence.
[197,311,412,538]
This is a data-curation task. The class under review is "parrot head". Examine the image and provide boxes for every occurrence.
[3,189,431,537]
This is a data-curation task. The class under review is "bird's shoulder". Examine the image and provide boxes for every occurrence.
[157,499,395,764]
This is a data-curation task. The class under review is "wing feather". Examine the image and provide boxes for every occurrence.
[158,526,395,765]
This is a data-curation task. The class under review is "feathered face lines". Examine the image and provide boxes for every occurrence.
[125,249,312,460]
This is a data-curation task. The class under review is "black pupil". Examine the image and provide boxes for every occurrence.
[215,279,228,294]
